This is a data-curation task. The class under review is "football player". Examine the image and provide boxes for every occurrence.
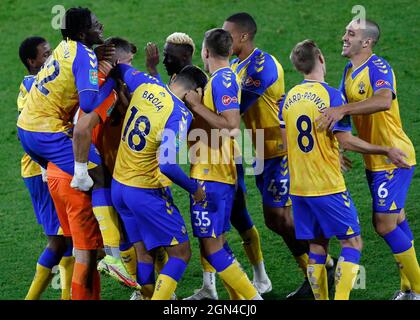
[317,19,420,300]
[111,64,207,299]
[17,7,116,299]
[18,36,74,300]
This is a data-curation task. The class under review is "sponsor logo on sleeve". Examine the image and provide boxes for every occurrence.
[375,80,391,88]
[89,69,98,85]
[222,95,238,106]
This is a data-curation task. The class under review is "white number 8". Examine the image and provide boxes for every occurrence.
[378,182,388,199]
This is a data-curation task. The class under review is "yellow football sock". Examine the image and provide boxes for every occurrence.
[294,253,309,277]
[307,264,329,300]
[218,261,258,300]
[154,247,169,274]
[121,246,137,280]
[201,255,216,273]
[394,246,420,294]
[222,279,244,300]
[334,261,359,300]
[141,284,155,300]
[59,256,75,300]
[25,264,53,300]
[152,274,177,300]
[93,206,121,248]
[240,226,263,265]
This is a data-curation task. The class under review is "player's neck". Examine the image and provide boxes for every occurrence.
[350,51,373,69]
[208,58,230,74]
[168,82,186,101]
[238,43,255,61]
[304,69,325,83]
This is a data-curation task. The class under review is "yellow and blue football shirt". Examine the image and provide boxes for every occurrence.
[280,80,351,196]
[113,68,193,189]
[189,67,240,185]
[17,75,42,178]
[231,48,285,159]
[340,54,416,171]
[17,39,99,133]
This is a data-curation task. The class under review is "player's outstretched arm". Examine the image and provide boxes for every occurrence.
[334,131,409,168]
[316,89,393,131]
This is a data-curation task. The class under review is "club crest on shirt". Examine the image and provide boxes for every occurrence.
[358,81,366,94]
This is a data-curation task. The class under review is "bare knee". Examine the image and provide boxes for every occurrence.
[341,236,363,252]
[166,241,192,263]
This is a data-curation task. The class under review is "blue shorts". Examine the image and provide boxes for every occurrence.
[291,191,361,240]
[23,175,61,236]
[366,166,415,213]
[230,163,254,233]
[17,128,101,176]
[255,156,291,208]
[111,179,189,251]
[190,180,235,238]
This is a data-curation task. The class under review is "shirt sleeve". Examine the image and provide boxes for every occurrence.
[72,43,99,93]
[278,93,287,129]
[212,71,240,113]
[369,59,396,97]
[243,55,278,96]
[158,106,197,194]
[119,64,158,94]
[330,89,352,132]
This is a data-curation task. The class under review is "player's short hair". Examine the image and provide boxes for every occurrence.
[105,37,137,55]
[204,28,233,58]
[361,19,380,46]
[290,39,321,75]
[19,36,47,71]
[61,7,93,41]
[225,12,257,40]
[174,65,208,91]
[166,32,195,55]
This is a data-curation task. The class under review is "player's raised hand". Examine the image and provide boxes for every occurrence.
[387,147,410,169]
[95,44,116,64]
[184,88,203,109]
[192,184,206,203]
[145,42,159,76]
[316,106,345,131]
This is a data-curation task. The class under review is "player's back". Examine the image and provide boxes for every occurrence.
[18,39,98,133]
[281,80,348,196]
[113,73,190,189]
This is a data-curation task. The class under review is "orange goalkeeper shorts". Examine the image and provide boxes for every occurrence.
[47,163,103,250]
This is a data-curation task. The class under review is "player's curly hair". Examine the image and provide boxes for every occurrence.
[166,32,195,55]
[61,7,92,41]
[19,36,47,71]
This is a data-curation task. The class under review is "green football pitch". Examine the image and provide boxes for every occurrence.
[0,0,419,300]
